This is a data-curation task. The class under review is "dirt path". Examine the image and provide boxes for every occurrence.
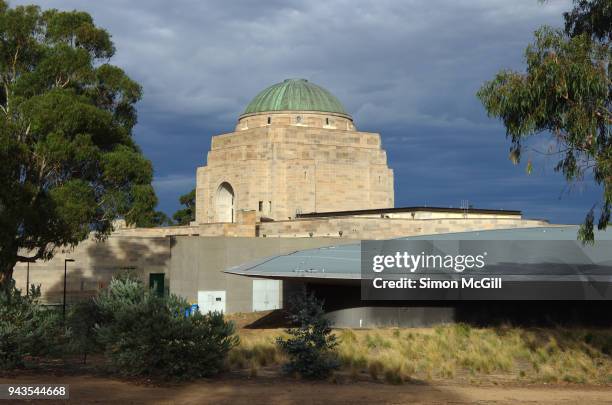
[1,374,611,404]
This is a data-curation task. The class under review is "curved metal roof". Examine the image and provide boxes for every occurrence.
[242,79,349,116]
[225,226,612,280]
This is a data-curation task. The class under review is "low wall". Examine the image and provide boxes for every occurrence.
[13,235,352,309]
[114,222,255,238]
[325,307,456,328]
[258,217,550,239]
[303,282,612,328]
[12,236,171,304]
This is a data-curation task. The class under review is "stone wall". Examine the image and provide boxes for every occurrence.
[258,217,551,239]
[12,236,171,304]
[331,211,526,220]
[109,210,550,241]
[235,110,356,131]
[195,124,394,223]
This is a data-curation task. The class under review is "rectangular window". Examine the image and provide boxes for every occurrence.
[258,201,263,211]
[269,201,272,213]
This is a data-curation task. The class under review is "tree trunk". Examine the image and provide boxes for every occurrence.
[0,256,17,290]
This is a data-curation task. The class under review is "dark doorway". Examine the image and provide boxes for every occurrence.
[149,273,165,297]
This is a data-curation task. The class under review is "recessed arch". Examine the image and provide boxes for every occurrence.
[215,182,235,223]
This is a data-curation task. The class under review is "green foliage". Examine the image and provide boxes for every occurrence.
[0,281,63,369]
[276,288,339,379]
[477,1,611,242]
[173,188,196,225]
[138,210,174,228]
[564,0,611,41]
[65,299,102,364]
[94,275,238,380]
[0,1,157,285]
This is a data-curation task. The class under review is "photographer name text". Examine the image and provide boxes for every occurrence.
[372,277,502,289]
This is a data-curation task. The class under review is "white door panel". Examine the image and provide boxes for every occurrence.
[252,279,280,311]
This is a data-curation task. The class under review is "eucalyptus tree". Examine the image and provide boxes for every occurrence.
[0,2,158,286]
[478,0,611,241]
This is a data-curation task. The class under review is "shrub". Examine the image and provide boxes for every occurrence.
[65,300,103,364]
[276,288,339,379]
[95,275,238,380]
[0,282,63,369]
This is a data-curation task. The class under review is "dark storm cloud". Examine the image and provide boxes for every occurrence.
[12,0,597,223]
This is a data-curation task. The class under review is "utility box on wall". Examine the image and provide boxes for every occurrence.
[197,290,226,313]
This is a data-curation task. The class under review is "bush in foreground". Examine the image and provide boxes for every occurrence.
[94,276,238,379]
[276,288,339,379]
[0,282,63,369]
[65,300,103,364]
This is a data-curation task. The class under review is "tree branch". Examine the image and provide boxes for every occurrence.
[16,246,48,263]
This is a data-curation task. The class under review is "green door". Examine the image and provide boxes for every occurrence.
[149,273,165,296]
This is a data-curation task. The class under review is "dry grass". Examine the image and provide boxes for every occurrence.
[228,330,288,370]
[229,324,612,384]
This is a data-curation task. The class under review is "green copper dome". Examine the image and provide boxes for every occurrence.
[242,79,349,116]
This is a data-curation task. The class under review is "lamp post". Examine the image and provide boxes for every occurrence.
[63,258,75,321]
[26,262,30,296]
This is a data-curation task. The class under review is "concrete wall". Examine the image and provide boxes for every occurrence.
[169,236,352,313]
[325,307,456,328]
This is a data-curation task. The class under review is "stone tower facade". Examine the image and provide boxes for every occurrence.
[195,79,394,223]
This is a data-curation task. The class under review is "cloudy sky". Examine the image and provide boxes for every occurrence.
[14,0,600,224]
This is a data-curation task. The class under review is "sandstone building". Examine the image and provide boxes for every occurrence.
[195,78,394,224]
[12,79,553,314]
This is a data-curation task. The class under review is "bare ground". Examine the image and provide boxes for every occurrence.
[1,372,611,404]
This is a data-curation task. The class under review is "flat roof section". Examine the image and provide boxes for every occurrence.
[295,206,522,218]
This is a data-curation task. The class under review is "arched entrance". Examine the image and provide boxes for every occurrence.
[216,182,235,223]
